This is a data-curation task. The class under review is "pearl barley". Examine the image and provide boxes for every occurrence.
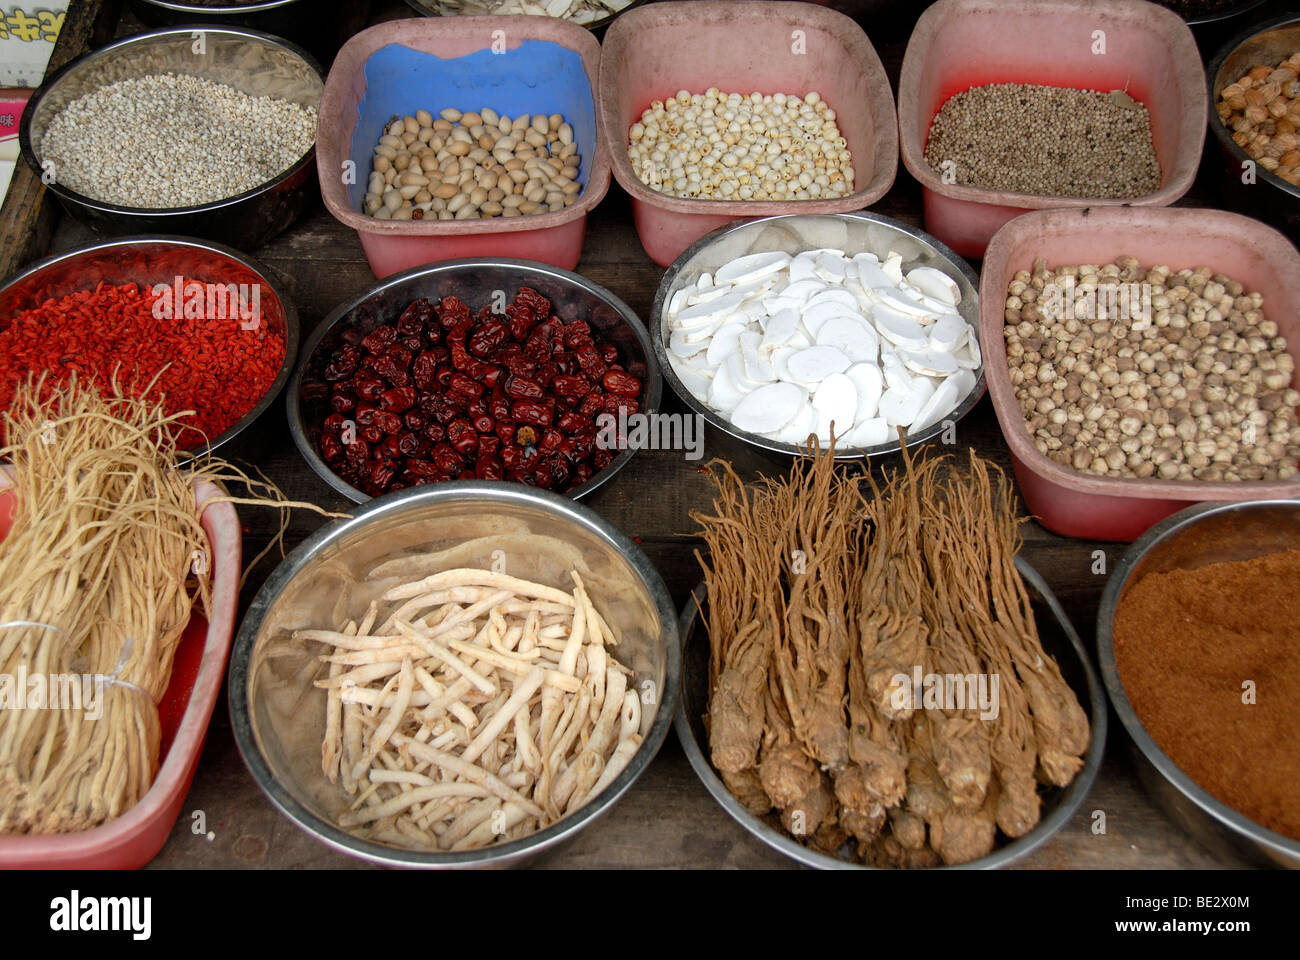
[41,73,317,209]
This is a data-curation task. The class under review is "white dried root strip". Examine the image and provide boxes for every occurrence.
[314,566,643,851]
[385,570,575,606]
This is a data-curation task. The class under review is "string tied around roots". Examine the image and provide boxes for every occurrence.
[0,621,152,703]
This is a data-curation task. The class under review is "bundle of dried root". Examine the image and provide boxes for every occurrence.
[0,376,342,834]
[693,440,1089,867]
[307,568,641,850]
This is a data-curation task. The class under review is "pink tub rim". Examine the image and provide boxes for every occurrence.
[899,0,1206,212]
[317,15,611,239]
[979,205,1300,506]
[598,0,898,218]
[0,473,241,869]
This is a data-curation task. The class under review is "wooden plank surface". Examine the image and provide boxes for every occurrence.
[27,2,1257,869]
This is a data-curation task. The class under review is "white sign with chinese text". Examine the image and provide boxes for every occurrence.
[0,3,69,87]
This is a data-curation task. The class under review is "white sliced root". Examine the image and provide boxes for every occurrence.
[316,566,642,852]
[665,249,973,445]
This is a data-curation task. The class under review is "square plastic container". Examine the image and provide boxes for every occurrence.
[899,0,1206,260]
[0,477,240,869]
[599,0,897,267]
[979,206,1300,543]
[317,17,611,278]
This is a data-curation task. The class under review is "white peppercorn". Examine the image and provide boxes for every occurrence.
[1007,258,1300,481]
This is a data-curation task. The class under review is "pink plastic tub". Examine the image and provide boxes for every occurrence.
[0,476,241,869]
[899,0,1206,260]
[980,206,1300,542]
[318,17,611,278]
[600,1,897,267]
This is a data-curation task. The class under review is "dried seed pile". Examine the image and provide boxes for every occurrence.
[694,442,1089,867]
[1005,258,1300,481]
[628,89,854,201]
[364,107,581,221]
[1216,52,1300,186]
[41,73,317,209]
[308,567,640,850]
[924,83,1160,199]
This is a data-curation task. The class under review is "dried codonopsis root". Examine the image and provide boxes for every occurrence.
[693,460,777,774]
[693,437,1089,867]
[974,454,1088,787]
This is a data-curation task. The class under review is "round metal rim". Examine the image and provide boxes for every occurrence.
[674,559,1107,870]
[399,0,648,31]
[137,0,305,12]
[18,26,323,219]
[1182,0,1268,26]
[227,479,682,868]
[1096,497,1300,863]
[1205,11,1300,204]
[650,211,987,460]
[0,233,299,464]
[286,256,662,504]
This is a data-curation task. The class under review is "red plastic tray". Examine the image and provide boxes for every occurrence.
[979,206,1300,542]
[898,0,1206,259]
[0,475,240,869]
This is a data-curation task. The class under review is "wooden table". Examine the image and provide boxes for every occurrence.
[15,2,1255,869]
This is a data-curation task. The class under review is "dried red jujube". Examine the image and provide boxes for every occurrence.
[304,288,645,497]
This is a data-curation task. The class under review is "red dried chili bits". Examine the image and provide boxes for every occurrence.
[302,287,644,498]
[0,279,284,450]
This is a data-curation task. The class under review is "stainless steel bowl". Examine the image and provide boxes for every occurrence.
[1206,13,1300,235]
[228,480,681,868]
[128,0,369,62]
[675,557,1107,869]
[652,212,985,461]
[0,236,298,461]
[401,0,647,33]
[288,257,661,504]
[19,27,323,250]
[1097,498,1300,869]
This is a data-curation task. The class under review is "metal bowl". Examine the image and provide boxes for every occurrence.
[401,0,647,33]
[289,258,660,504]
[675,558,1107,869]
[0,235,298,461]
[228,480,681,868]
[1097,498,1300,868]
[1206,13,1300,235]
[1163,0,1271,51]
[129,0,368,61]
[652,212,985,461]
[19,27,323,250]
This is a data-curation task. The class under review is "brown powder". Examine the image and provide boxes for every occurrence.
[1114,548,1300,842]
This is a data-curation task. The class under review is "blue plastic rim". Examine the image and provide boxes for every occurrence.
[348,40,596,210]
